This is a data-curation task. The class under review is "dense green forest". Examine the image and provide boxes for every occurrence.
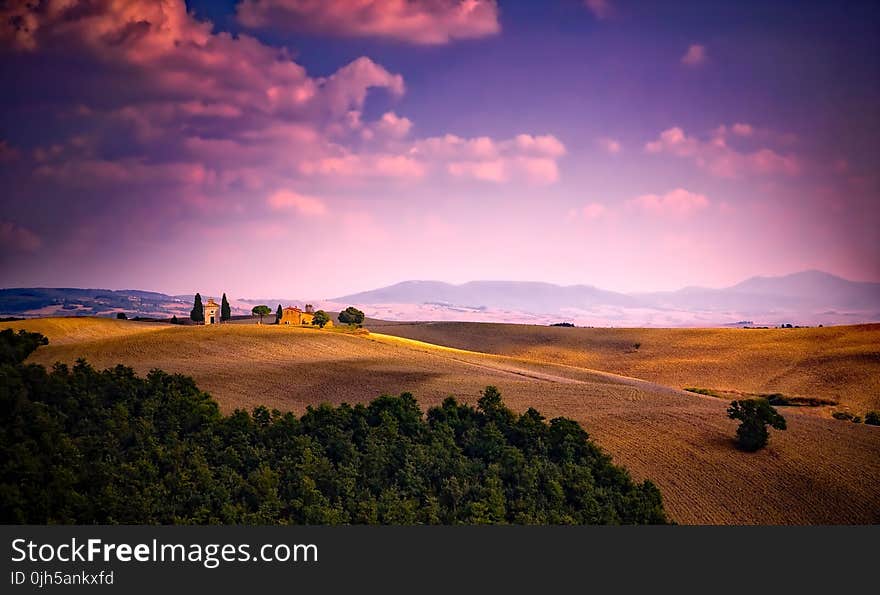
[0,328,666,524]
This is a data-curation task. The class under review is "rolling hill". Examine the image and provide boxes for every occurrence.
[371,320,880,414]
[4,317,879,525]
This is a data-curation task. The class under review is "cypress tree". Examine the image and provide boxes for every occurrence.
[275,304,283,324]
[190,293,204,322]
[221,293,231,322]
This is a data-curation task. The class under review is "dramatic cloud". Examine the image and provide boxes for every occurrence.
[0,0,557,215]
[321,57,406,117]
[597,137,622,154]
[0,1,406,126]
[628,188,709,216]
[681,44,707,67]
[645,125,800,178]
[2,0,873,298]
[584,0,614,20]
[236,0,501,45]
[267,190,328,216]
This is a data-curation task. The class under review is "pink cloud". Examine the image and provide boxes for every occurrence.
[584,0,614,20]
[372,111,413,139]
[731,123,754,137]
[0,220,41,252]
[447,157,559,184]
[412,134,499,160]
[321,56,405,117]
[236,0,501,45]
[645,125,800,178]
[448,159,507,182]
[372,155,428,178]
[300,154,426,179]
[447,156,559,185]
[267,190,328,216]
[512,134,567,157]
[411,133,565,184]
[681,44,708,67]
[628,188,710,216]
[597,137,622,154]
[749,148,801,176]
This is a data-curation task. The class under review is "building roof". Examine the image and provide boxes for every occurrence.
[283,306,301,312]
[204,298,220,308]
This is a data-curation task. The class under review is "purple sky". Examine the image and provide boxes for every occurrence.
[0,0,878,299]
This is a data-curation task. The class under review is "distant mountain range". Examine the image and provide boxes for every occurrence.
[332,271,880,326]
[2,271,879,327]
[335,280,638,312]
[633,270,880,313]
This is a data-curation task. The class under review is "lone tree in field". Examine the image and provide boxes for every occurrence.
[190,293,204,323]
[221,293,231,322]
[338,306,365,326]
[275,304,283,324]
[727,398,787,452]
[311,310,330,328]
[116,312,127,320]
[252,305,271,324]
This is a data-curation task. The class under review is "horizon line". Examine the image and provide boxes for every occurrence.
[2,268,877,303]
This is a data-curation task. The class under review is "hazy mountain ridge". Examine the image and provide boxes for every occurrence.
[634,271,880,312]
[2,271,878,326]
[335,280,637,311]
[333,271,880,326]
[337,271,879,307]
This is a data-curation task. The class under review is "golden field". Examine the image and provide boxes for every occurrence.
[5,317,880,525]
[371,321,880,414]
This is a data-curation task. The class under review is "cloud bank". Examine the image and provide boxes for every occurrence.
[645,125,800,178]
[236,0,501,44]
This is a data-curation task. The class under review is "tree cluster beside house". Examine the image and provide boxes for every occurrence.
[277,304,332,327]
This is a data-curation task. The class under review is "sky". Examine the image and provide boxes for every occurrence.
[0,0,878,299]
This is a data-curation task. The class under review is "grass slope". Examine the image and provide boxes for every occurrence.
[4,317,879,525]
[370,321,880,414]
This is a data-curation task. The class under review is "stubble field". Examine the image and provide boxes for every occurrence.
[371,321,880,414]
[6,317,880,525]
